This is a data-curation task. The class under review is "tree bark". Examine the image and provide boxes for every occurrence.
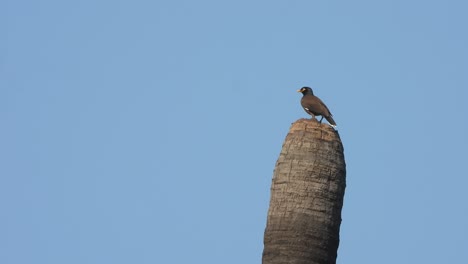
[262,119,346,264]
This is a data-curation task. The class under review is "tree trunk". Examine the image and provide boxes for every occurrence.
[262,118,346,264]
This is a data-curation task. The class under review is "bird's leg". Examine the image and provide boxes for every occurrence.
[319,116,324,123]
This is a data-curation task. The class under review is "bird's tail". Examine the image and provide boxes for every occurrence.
[325,115,337,126]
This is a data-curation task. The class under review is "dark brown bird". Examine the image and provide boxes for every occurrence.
[297,86,336,126]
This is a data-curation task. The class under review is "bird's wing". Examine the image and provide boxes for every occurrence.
[315,97,333,117]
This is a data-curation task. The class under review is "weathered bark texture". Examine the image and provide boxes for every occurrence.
[262,118,346,264]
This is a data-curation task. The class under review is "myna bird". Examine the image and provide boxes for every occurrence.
[297,86,336,126]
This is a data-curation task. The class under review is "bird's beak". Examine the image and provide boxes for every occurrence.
[297,89,302,93]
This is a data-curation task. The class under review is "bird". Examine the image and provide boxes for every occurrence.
[297,86,336,126]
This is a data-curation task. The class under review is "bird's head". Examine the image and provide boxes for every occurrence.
[297,86,313,95]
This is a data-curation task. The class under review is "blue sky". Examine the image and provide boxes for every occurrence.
[2,0,467,263]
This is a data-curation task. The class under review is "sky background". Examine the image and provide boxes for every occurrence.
[2,0,468,263]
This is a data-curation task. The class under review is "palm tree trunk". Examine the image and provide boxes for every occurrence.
[262,119,346,264]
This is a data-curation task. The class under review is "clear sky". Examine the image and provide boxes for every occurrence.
[2,0,467,263]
